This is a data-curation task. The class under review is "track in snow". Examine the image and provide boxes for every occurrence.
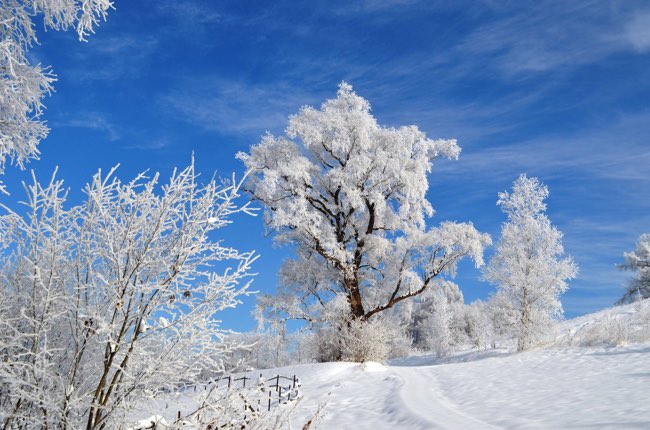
[392,366,500,430]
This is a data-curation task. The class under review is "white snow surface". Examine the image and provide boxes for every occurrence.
[137,302,650,429]
[281,344,650,429]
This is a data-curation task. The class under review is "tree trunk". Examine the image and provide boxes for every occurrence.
[345,277,365,319]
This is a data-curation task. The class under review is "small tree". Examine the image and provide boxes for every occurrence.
[407,281,466,356]
[239,83,490,359]
[617,234,650,304]
[484,175,577,351]
[0,161,256,429]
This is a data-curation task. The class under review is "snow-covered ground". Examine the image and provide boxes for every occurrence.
[136,301,650,429]
[279,344,649,429]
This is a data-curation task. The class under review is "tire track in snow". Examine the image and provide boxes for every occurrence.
[392,366,501,430]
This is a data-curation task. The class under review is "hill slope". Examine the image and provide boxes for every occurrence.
[133,301,650,429]
[284,300,650,428]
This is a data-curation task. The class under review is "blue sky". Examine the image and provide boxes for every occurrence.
[5,0,650,330]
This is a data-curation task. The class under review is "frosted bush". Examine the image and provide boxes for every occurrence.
[341,317,402,363]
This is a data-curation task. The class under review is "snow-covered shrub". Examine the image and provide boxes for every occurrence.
[633,298,650,326]
[560,300,650,347]
[291,330,322,365]
[0,162,256,429]
[427,305,454,357]
[464,301,495,350]
[407,281,468,357]
[577,315,629,347]
[618,234,650,304]
[341,317,396,363]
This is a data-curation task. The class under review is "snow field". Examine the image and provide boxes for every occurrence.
[133,302,650,429]
[285,344,650,429]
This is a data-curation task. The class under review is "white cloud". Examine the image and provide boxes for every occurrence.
[458,2,650,76]
[67,35,158,81]
[625,10,650,52]
[161,78,324,137]
[55,112,120,141]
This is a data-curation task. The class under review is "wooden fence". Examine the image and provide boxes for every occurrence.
[174,372,301,419]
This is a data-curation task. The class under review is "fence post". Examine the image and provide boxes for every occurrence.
[177,410,181,421]
[242,376,247,388]
[275,375,280,392]
[293,375,296,389]
[228,375,231,388]
[268,390,272,411]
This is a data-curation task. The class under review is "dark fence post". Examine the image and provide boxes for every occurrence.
[293,375,296,389]
[177,410,181,421]
[228,375,231,388]
[268,390,272,411]
[275,375,280,392]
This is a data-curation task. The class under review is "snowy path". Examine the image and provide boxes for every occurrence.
[392,366,500,430]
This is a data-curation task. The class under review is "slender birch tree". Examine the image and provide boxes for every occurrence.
[484,174,577,351]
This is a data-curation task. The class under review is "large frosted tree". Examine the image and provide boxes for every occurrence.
[484,175,577,351]
[617,233,650,304]
[238,83,490,356]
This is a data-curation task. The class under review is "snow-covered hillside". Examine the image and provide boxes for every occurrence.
[135,301,650,429]
[284,346,649,429]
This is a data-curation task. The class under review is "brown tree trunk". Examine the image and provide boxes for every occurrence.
[345,277,365,319]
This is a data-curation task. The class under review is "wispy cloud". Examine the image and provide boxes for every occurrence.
[67,35,158,81]
[155,1,222,25]
[457,2,650,76]
[160,78,324,138]
[328,0,423,16]
[435,110,650,185]
[122,137,172,151]
[624,9,650,52]
[54,112,121,141]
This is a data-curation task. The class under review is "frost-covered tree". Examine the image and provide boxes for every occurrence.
[407,281,466,357]
[239,83,490,359]
[618,234,650,304]
[0,161,256,429]
[463,300,495,350]
[484,175,577,351]
[0,0,113,185]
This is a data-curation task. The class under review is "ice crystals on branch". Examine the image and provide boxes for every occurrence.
[0,160,257,428]
[0,1,114,190]
[484,175,577,351]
